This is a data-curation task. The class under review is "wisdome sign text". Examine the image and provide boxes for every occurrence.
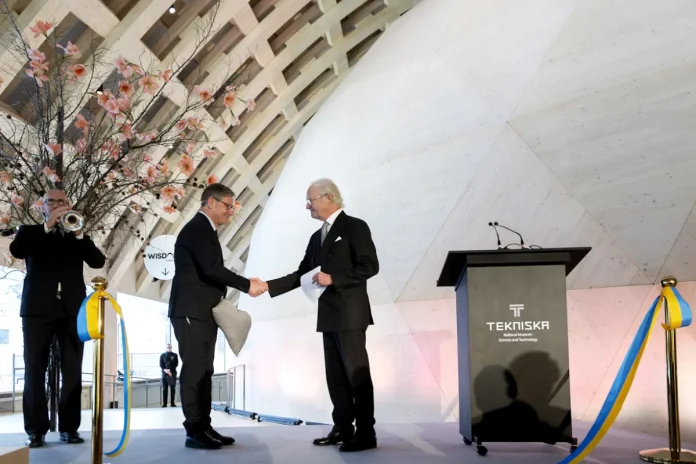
[143,235,177,280]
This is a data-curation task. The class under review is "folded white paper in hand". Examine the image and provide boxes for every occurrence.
[301,266,326,303]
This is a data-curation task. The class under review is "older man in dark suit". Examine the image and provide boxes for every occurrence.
[10,189,106,448]
[169,183,264,450]
[254,178,380,452]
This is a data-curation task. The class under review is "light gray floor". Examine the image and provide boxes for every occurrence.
[0,420,689,464]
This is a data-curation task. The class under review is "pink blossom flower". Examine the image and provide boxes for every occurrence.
[66,64,86,80]
[10,193,23,206]
[186,117,203,131]
[120,123,133,140]
[138,74,159,95]
[0,214,9,226]
[223,91,236,108]
[175,120,187,131]
[27,49,45,62]
[158,160,170,175]
[146,166,158,184]
[247,99,256,111]
[193,85,212,102]
[45,144,61,157]
[75,114,89,136]
[104,98,120,115]
[114,56,131,77]
[31,198,44,210]
[42,167,60,182]
[57,41,80,58]
[202,149,216,158]
[175,186,185,198]
[118,80,134,97]
[142,153,153,163]
[26,52,50,86]
[122,166,135,178]
[117,96,131,112]
[207,174,219,185]
[160,186,177,201]
[160,69,173,82]
[177,155,194,177]
[162,204,176,214]
[185,142,195,154]
[75,138,87,153]
[97,89,113,107]
[29,21,52,38]
[0,171,12,184]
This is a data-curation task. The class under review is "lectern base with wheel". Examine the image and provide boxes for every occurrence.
[437,247,591,456]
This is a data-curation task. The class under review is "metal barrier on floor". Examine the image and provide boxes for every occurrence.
[212,365,304,426]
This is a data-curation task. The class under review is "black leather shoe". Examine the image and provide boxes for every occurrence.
[60,431,84,444]
[207,427,235,446]
[25,434,45,448]
[162,404,167,407]
[170,403,176,407]
[313,429,353,446]
[339,435,377,452]
[185,430,222,450]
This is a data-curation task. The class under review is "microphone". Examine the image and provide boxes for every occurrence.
[494,222,525,247]
[488,222,502,249]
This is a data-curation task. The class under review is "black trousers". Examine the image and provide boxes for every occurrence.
[323,330,375,435]
[171,317,217,434]
[162,373,176,405]
[22,301,84,436]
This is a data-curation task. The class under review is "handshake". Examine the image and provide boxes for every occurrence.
[248,277,268,297]
[246,272,334,298]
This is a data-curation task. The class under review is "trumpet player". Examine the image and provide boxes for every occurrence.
[9,189,106,448]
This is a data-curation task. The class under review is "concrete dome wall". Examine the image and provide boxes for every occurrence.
[232,0,696,438]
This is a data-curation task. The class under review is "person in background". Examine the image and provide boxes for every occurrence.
[10,189,106,448]
[160,344,179,407]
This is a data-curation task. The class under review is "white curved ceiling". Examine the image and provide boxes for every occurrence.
[0,0,416,300]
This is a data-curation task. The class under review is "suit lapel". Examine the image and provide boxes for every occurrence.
[196,213,223,260]
[317,211,346,263]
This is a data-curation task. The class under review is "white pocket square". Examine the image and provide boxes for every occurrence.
[335,236,342,242]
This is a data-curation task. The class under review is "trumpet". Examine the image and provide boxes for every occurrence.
[58,210,84,232]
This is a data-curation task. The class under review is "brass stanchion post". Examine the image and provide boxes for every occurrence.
[91,277,107,464]
[640,276,696,464]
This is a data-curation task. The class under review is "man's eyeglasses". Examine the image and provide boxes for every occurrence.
[45,199,67,206]
[214,197,236,210]
[306,194,326,206]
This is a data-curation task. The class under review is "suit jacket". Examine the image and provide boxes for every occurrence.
[168,212,250,324]
[9,224,106,318]
[267,211,379,332]
[160,351,179,375]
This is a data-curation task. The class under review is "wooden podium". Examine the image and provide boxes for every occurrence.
[437,247,591,456]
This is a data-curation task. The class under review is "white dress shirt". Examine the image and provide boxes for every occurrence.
[324,208,343,234]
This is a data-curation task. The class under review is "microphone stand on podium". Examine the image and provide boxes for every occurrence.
[639,278,696,463]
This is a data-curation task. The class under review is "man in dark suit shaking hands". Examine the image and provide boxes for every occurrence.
[9,189,106,448]
[169,183,265,450]
[254,178,380,452]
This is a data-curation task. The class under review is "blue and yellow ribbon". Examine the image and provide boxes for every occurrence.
[559,285,692,464]
[77,290,131,458]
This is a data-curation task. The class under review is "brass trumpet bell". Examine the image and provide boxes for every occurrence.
[59,210,84,232]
